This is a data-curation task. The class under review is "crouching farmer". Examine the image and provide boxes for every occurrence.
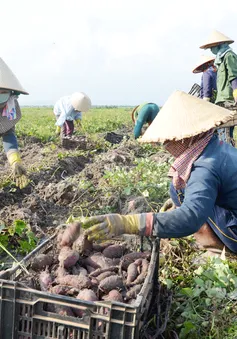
[81,91,237,255]
[54,92,91,139]
[0,57,29,189]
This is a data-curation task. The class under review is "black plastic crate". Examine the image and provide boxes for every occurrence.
[0,234,159,339]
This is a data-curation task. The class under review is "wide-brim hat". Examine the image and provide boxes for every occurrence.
[200,30,234,49]
[0,58,28,95]
[192,55,215,73]
[139,90,234,143]
[70,92,91,112]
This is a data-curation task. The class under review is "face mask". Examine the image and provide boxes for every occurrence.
[211,46,219,55]
[0,92,10,104]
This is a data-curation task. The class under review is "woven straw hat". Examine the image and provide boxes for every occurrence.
[192,55,215,74]
[70,92,91,112]
[0,58,28,94]
[139,90,234,143]
[200,30,234,49]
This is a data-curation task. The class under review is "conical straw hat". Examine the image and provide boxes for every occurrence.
[192,55,215,73]
[70,92,91,112]
[0,58,28,94]
[139,90,234,143]
[200,30,234,49]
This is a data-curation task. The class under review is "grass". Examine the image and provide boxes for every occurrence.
[17,106,133,142]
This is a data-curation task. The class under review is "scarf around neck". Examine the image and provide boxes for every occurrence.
[214,45,232,67]
[165,129,214,189]
[2,95,17,120]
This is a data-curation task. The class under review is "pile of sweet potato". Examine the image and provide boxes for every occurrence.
[30,222,151,316]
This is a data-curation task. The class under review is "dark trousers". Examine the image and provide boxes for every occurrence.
[62,120,74,136]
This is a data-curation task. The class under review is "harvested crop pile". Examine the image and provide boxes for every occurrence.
[22,223,152,317]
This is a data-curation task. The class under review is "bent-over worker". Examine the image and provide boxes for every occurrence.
[81,91,237,254]
[131,103,159,139]
[0,57,29,189]
[54,92,91,138]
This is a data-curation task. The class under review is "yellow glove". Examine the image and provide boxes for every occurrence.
[233,89,237,103]
[56,126,61,135]
[83,213,154,241]
[160,198,176,212]
[7,150,29,189]
[75,119,82,128]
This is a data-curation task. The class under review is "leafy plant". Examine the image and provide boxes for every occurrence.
[0,220,37,255]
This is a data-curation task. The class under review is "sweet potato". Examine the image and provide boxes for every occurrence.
[99,275,123,292]
[121,252,150,270]
[125,284,142,300]
[73,233,93,256]
[72,265,88,276]
[55,266,68,278]
[59,222,81,247]
[102,289,123,302]
[79,257,100,269]
[31,254,53,271]
[54,305,75,317]
[96,271,116,282]
[130,259,149,286]
[56,274,92,289]
[86,265,96,274]
[50,285,77,295]
[102,244,124,259]
[92,242,114,252]
[74,289,99,317]
[89,266,119,278]
[126,263,138,285]
[77,289,98,302]
[39,270,52,291]
[58,247,79,269]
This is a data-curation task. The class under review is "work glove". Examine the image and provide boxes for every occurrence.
[160,198,176,212]
[233,89,237,104]
[83,213,154,241]
[7,150,29,189]
[55,126,61,135]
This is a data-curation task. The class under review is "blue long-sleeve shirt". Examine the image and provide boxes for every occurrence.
[154,135,237,239]
[200,67,217,100]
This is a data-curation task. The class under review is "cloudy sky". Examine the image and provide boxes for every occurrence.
[2,0,237,106]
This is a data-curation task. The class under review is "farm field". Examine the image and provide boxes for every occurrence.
[0,106,237,338]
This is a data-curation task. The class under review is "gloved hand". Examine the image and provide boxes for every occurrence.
[83,213,154,241]
[55,126,61,135]
[75,119,82,128]
[160,198,176,212]
[233,89,237,104]
[7,150,29,189]
[203,97,210,102]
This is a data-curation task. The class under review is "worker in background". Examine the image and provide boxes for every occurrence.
[0,57,29,189]
[54,92,91,138]
[200,30,237,146]
[192,55,217,103]
[131,103,159,139]
[81,91,237,255]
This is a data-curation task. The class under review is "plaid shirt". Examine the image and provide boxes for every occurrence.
[165,129,214,189]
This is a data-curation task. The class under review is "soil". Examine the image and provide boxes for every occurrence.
[0,129,170,240]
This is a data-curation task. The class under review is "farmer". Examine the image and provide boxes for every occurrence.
[192,55,217,103]
[81,91,237,255]
[0,57,29,189]
[54,92,91,138]
[200,30,237,145]
[131,103,159,139]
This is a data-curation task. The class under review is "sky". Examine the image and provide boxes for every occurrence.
[2,0,237,106]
